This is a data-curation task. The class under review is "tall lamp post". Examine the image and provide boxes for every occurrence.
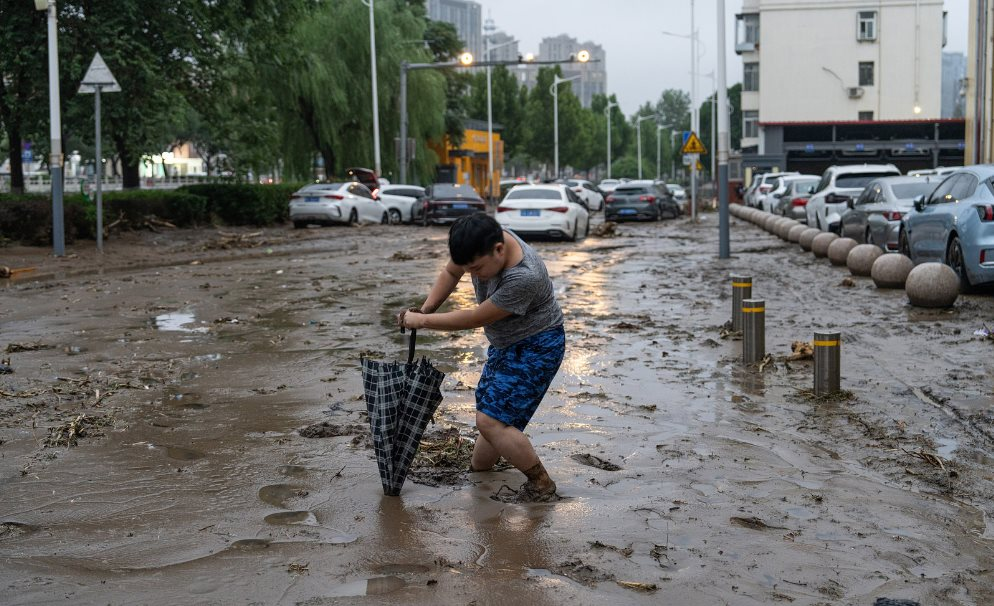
[551,73,581,180]
[656,123,667,180]
[35,0,64,256]
[362,0,382,178]
[662,16,706,222]
[605,100,617,179]
[635,114,657,180]
[717,0,730,258]
[485,36,517,201]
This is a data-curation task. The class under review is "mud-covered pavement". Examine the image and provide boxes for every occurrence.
[2,214,994,605]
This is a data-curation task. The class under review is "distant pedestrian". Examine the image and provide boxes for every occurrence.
[399,214,565,502]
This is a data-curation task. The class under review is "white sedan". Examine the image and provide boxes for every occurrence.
[378,184,425,224]
[566,179,605,212]
[288,182,387,228]
[496,184,589,241]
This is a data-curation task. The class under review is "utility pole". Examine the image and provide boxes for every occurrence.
[717,0,730,258]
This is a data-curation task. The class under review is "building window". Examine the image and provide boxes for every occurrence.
[743,63,759,92]
[857,11,877,41]
[736,13,760,52]
[858,111,874,121]
[743,111,758,139]
[859,62,874,86]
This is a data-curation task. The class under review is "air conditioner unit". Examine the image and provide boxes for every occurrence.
[847,87,865,99]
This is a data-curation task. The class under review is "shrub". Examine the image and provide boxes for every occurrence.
[179,183,300,226]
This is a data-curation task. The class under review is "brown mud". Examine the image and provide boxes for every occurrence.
[1,216,993,604]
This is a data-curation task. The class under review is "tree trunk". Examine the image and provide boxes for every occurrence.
[113,134,141,189]
[6,125,25,194]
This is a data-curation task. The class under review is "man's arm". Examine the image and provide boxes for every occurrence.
[403,299,511,331]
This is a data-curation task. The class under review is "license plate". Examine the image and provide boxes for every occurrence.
[521,209,540,217]
[305,196,319,203]
[620,208,637,215]
[452,203,468,209]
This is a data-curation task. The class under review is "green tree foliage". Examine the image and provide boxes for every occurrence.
[467,66,525,158]
[697,83,743,176]
[522,67,587,177]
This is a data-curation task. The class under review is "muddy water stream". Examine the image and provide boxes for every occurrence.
[1,218,993,604]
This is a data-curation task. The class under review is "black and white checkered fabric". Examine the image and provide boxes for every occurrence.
[361,356,444,496]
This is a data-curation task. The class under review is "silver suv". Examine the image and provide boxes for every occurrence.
[805,164,901,232]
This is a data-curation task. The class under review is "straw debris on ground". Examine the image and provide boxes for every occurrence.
[44,413,113,448]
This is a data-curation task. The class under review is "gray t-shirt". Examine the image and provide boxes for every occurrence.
[472,230,564,348]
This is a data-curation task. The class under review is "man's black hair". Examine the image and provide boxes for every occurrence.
[448,213,504,265]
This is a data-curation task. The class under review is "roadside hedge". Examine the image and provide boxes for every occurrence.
[0,183,302,245]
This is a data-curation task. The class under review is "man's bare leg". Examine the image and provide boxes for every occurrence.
[473,412,554,493]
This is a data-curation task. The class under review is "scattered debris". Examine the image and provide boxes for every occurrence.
[757,353,775,372]
[203,231,279,250]
[571,453,622,471]
[44,414,112,448]
[794,388,856,403]
[591,222,618,238]
[610,321,639,331]
[838,277,856,287]
[902,448,946,470]
[0,266,36,279]
[287,562,309,575]
[787,341,814,361]
[719,327,743,340]
[299,421,366,438]
[730,516,789,531]
[974,324,994,340]
[590,540,633,557]
[390,251,415,261]
[617,581,658,592]
[6,342,53,353]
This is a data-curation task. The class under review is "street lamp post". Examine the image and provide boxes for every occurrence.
[605,100,617,179]
[551,73,581,180]
[635,115,657,180]
[656,124,666,180]
[362,0,382,178]
[485,37,517,201]
[35,0,64,256]
[717,0,730,258]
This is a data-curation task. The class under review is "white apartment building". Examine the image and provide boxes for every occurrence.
[735,0,962,173]
[428,0,483,61]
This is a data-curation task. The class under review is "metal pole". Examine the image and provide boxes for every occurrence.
[814,331,841,396]
[656,126,661,180]
[46,0,64,257]
[690,0,698,223]
[553,80,559,179]
[486,37,494,201]
[637,119,643,179]
[605,102,615,179]
[741,299,765,364]
[717,0,731,258]
[399,62,408,185]
[731,275,751,331]
[367,0,381,177]
[95,86,103,253]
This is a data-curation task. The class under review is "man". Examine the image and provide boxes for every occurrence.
[399,214,565,502]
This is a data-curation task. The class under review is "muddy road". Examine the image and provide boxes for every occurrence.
[1,214,993,605]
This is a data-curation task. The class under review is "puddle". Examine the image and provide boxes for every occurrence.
[264,511,317,525]
[155,312,210,333]
[165,446,205,461]
[373,563,430,574]
[166,392,207,409]
[193,353,223,363]
[322,576,405,597]
[258,484,308,508]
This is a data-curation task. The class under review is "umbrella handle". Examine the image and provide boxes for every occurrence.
[400,327,417,364]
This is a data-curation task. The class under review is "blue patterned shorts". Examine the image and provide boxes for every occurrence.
[476,325,565,431]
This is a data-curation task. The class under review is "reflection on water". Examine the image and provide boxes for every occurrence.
[155,312,209,333]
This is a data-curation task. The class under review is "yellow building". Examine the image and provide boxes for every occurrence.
[429,119,503,199]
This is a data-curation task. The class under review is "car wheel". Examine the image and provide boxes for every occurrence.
[899,229,912,258]
[421,208,430,227]
[584,216,590,237]
[381,211,389,225]
[388,209,402,224]
[946,235,974,292]
[292,220,307,229]
[348,208,358,226]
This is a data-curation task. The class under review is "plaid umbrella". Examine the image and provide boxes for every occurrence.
[361,329,445,496]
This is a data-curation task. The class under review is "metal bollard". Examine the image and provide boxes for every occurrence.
[731,275,752,332]
[814,331,841,396]
[741,299,765,364]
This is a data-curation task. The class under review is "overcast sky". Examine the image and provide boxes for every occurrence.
[477,0,971,116]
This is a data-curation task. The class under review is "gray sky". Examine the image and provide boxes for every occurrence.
[477,0,970,116]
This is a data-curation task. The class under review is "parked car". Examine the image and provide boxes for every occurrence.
[496,184,589,241]
[598,178,621,195]
[288,182,387,228]
[839,176,939,249]
[762,174,818,214]
[806,164,902,232]
[565,179,605,212]
[345,167,382,197]
[421,183,486,225]
[378,184,426,224]
[605,180,672,221]
[747,172,799,208]
[775,176,821,221]
[908,166,961,178]
[653,181,682,218]
[667,183,687,203]
[500,178,531,202]
[899,165,994,289]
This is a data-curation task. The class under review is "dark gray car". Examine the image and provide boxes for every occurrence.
[605,181,674,221]
[839,176,940,250]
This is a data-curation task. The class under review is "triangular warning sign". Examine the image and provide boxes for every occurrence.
[680,131,707,154]
[78,53,121,94]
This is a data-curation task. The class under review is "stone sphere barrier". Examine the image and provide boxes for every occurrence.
[827,238,858,266]
[906,263,960,308]
[798,228,821,251]
[811,232,839,258]
[847,244,884,276]
[871,254,915,289]
[787,224,807,242]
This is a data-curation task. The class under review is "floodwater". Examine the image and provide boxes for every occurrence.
[1,215,993,604]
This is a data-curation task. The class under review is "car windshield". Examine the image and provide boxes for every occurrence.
[892,182,937,199]
[615,186,651,194]
[431,184,477,198]
[836,173,900,188]
[790,179,819,193]
[302,183,345,192]
[505,189,561,200]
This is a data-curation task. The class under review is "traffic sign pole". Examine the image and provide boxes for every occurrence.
[680,131,708,222]
[78,53,121,254]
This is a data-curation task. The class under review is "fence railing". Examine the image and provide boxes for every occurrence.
[0,174,253,194]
